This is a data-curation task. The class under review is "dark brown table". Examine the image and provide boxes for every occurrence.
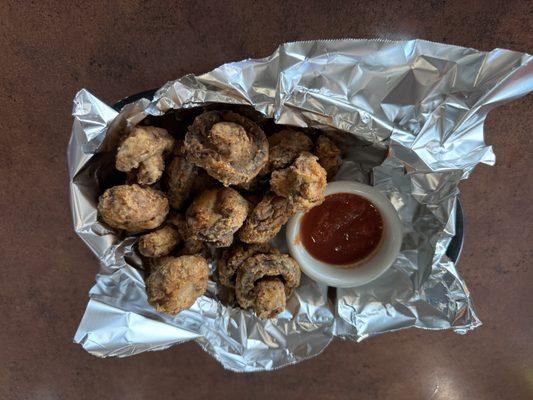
[1,1,532,399]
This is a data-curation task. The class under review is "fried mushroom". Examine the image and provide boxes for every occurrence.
[186,187,250,247]
[146,255,209,315]
[116,126,175,185]
[217,243,277,288]
[97,184,169,233]
[315,135,341,180]
[138,225,181,258]
[184,111,268,186]
[254,277,286,319]
[266,129,313,171]
[270,152,327,211]
[236,253,300,319]
[238,192,294,244]
[167,212,207,255]
[165,142,200,209]
[180,237,207,256]
[137,154,165,186]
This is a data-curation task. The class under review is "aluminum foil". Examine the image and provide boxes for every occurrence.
[70,39,533,371]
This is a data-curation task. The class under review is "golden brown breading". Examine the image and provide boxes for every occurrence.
[138,225,181,257]
[146,255,209,315]
[217,243,276,288]
[315,135,341,180]
[267,129,313,171]
[184,111,268,186]
[238,192,294,243]
[165,142,199,209]
[186,188,250,247]
[166,212,207,256]
[137,154,165,186]
[97,184,169,233]
[254,277,286,319]
[270,152,327,211]
[116,126,175,185]
[235,253,301,318]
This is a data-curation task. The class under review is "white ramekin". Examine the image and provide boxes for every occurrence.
[286,181,403,288]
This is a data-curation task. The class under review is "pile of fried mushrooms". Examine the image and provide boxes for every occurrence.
[97,108,341,319]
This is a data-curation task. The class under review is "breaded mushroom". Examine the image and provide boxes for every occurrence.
[238,192,294,243]
[138,225,181,257]
[167,212,207,256]
[235,253,301,319]
[116,126,175,185]
[97,184,169,233]
[165,142,199,209]
[184,111,268,186]
[270,152,327,211]
[266,129,313,171]
[217,243,277,288]
[254,277,286,319]
[186,187,250,247]
[315,135,341,180]
[146,255,209,315]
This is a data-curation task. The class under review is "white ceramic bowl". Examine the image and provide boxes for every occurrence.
[286,181,403,288]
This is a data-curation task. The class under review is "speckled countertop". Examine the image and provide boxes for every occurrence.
[1,1,531,399]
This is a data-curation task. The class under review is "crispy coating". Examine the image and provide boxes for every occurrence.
[315,135,341,180]
[238,192,294,243]
[116,126,175,184]
[270,152,327,211]
[186,188,250,247]
[98,184,169,233]
[217,243,276,288]
[146,255,209,315]
[167,212,207,255]
[184,111,268,186]
[138,225,181,257]
[267,130,313,171]
[236,253,301,313]
[137,154,165,186]
[165,142,199,209]
[254,277,286,319]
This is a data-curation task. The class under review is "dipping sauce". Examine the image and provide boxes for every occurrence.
[300,193,383,266]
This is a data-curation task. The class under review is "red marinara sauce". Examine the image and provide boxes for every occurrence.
[300,193,384,266]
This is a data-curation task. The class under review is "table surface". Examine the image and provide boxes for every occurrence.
[1,1,532,399]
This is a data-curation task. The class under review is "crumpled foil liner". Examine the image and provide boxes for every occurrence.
[70,39,533,372]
